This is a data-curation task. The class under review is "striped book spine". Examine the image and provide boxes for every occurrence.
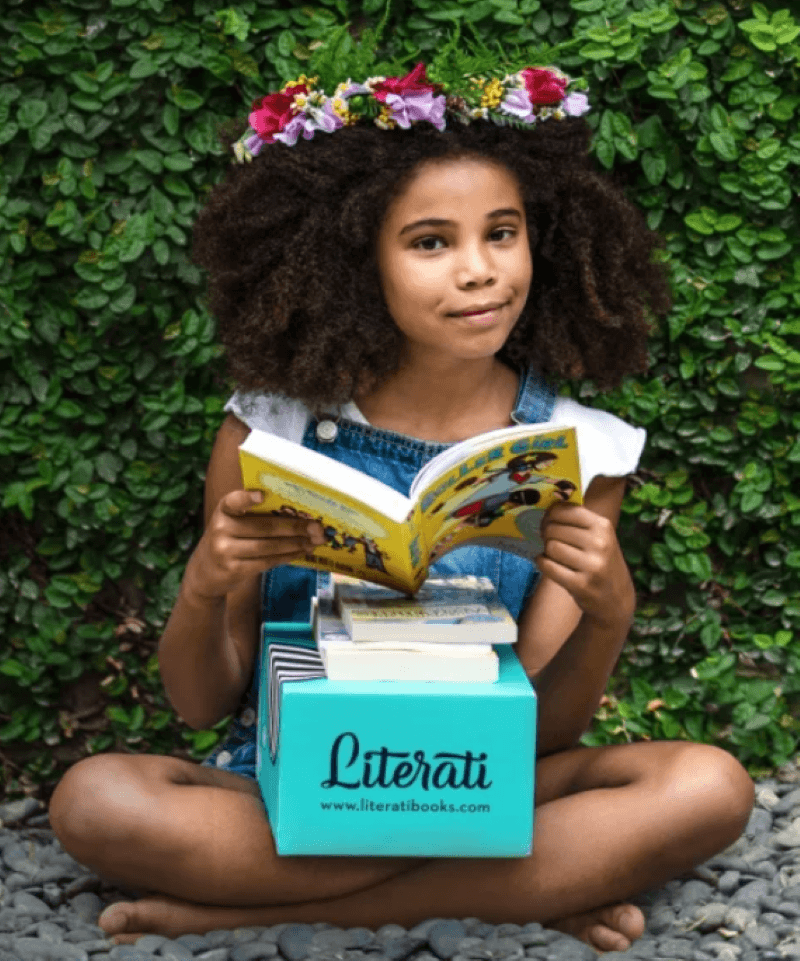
[267,641,325,761]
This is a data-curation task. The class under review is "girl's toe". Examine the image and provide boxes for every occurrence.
[97,901,135,937]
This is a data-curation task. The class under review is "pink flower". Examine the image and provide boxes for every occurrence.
[519,68,567,106]
[249,85,309,143]
[372,63,440,103]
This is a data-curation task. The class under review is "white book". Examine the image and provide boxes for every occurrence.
[312,597,499,683]
[332,574,517,645]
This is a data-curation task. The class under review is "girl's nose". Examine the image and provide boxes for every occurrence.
[455,242,496,287]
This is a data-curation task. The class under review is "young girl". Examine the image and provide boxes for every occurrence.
[48,49,756,956]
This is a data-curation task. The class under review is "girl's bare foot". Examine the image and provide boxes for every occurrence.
[550,902,646,953]
[97,892,277,945]
[98,892,646,954]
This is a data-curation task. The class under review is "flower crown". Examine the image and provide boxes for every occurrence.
[233,62,589,163]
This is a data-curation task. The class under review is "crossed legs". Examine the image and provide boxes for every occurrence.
[48,739,755,952]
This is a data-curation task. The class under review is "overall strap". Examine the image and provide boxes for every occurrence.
[510,366,558,426]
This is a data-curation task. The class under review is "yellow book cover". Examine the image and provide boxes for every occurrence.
[238,423,582,594]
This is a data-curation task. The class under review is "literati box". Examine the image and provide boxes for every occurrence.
[256,622,536,857]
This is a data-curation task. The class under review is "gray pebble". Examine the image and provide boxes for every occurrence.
[730,878,771,904]
[724,904,758,930]
[745,806,773,837]
[158,940,194,960]
[718,870,741,895]
[741,924,779,949]
[675,878,714,908]
[230,945,281,961]
[408,919,446,939]
[174,934,213,952]
[693,901,728,930]
[10,891,52,917]
[10,939,90,961]
[278,924,318,961]
[538,935,595,961]
[381,936,427,961]
[428,920,468,959]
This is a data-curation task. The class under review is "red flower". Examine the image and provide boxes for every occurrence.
[519,68,567,106]
[249,85,309,142]
[372,63,440,103]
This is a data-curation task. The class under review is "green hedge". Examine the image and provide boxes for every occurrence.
[1,0,798,801]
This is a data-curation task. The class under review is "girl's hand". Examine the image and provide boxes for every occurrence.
[534,502,635,629]
[184,490,325,601]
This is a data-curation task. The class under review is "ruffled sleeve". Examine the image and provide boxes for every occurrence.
[224,390,311,444]
[548,396,646,491]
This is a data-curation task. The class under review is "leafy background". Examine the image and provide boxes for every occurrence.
[0,0,798,804]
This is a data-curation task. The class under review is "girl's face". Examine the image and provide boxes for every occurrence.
[376,156,532,367]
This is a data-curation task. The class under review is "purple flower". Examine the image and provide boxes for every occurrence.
[498,89,536,123]
[340,81,369,98]
[273,102,344,145]
[564,91,590,116]
[273,113,308,146]
[245,132,264,156]
[319,99,345,131]
[385,91,446,130]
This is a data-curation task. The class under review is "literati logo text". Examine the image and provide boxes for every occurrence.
[321,731,492,791]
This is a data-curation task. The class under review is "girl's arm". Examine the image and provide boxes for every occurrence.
[158,414,322,730]
[514,475,635,758]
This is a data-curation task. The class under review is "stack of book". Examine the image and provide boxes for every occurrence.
[312,574,517,682]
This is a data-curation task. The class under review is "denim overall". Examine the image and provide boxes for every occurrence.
[201,364,556,780]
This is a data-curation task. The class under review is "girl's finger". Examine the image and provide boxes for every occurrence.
[534,553,583,593]
[220,489,266,515]
[543,503,597,529]
[540,522,594,552]
[540,539,588,573]
[228,515,323,540]
[220,535,316,560]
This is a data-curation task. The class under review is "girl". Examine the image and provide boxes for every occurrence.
[48,50,756,956]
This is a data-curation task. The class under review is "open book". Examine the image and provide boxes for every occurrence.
[240,421,582,594]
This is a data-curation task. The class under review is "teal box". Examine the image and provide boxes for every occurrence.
[256,622,537,857]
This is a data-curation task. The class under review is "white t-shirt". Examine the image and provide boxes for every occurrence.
[224,391,646,490]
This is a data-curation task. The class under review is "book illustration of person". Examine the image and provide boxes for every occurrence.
[267,505,315,521]
[429,451,561,521]
[357,535,389,573]
[322,524,345,550]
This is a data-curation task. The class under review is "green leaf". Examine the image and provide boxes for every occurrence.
[74,287,109,310]
[709,130,738,161]
[135,150,163,174]
[172,88,204,110]
[96,452,123,483]
[18,99,48,129]
[163,103,180,136]
[130,58,159,79]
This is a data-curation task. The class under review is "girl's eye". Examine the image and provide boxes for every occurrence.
[412,228,516,251]
[413,236,445,251]
[490,227,516,242]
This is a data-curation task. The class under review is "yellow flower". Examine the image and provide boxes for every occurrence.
[375,105,397,129]
[480,78,504,110]
[332,98,359,125]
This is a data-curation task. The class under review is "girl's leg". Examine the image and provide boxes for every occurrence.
[48,752,423,906]
[49,740,754,953]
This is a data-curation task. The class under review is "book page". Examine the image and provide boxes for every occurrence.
[239,447,417,591]
[415,427,582,566]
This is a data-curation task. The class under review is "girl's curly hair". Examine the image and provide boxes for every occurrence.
[192,116,672,409]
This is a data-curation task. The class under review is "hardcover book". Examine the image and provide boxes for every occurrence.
[239,421,581,594]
